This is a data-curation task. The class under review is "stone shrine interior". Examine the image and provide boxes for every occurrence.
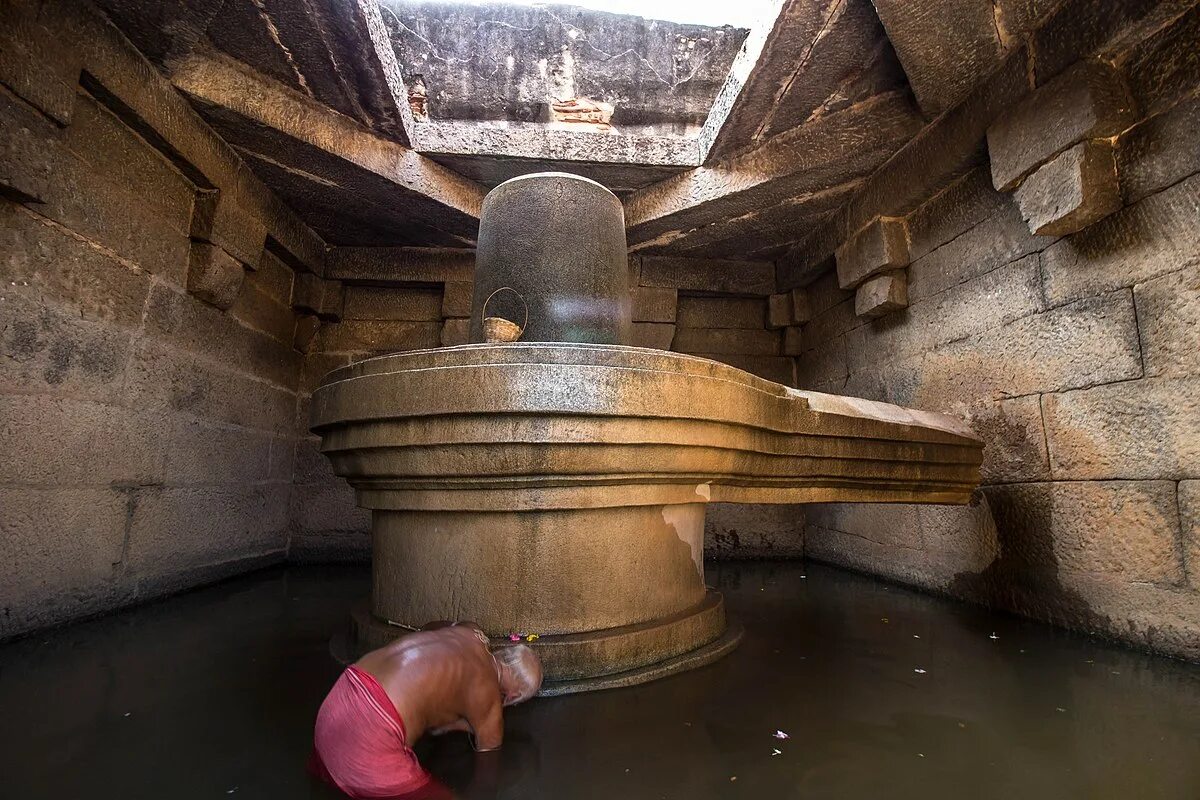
[1,0,1199,797]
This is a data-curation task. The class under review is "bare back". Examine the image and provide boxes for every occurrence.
[355,625,504,750]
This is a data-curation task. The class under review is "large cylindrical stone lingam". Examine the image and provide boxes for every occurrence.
[311,171,984,694]
[469,173,632,345]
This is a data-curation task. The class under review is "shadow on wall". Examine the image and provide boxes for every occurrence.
[705,504,806,560]
[951,488,1101,636]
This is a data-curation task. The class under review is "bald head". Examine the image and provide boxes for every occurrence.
[493,644,543,705]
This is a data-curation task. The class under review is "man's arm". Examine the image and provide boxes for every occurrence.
[467,700,503,752]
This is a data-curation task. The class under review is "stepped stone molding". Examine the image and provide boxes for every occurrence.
[311,342,982,690]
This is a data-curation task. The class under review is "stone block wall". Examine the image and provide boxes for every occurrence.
[291,248,807,562]
[0,0,326,638]
[790,3,1200,660]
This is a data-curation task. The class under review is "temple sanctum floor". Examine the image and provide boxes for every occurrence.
[2,560,1197,800]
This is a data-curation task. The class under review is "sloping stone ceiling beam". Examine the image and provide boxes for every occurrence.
[869,0,1011,118]
[625,91,924,252]
[697,0,904,162]
[172,48,483,247]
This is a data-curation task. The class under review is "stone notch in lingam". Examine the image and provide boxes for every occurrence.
[311,172,984,694]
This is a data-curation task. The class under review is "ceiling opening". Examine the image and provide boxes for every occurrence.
[377,0,756,135]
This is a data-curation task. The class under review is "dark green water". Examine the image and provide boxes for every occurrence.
[1,561,1197,799]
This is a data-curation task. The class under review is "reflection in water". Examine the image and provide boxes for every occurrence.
[1,562,1198,799]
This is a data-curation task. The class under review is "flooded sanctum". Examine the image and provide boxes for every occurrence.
[1,560,1198,800]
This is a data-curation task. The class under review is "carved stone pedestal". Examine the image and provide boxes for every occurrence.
[311,343,982,693]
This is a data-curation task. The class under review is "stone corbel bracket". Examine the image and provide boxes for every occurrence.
[986,59,1137,236]
[835,216,911,320]
[185,188,269,311]
[767,288,811,355]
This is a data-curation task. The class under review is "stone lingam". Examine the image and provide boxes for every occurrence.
[311,173,984,695]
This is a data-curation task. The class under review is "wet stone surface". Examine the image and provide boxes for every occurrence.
[1,561,1198,799]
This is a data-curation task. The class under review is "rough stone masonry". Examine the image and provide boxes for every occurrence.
[1,0,1197,663]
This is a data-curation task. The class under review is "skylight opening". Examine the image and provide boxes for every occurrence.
[379,0,765,136]
[439,0,771,28]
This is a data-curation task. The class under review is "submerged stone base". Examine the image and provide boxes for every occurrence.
[310,342,982,690]
[349,590,735,695]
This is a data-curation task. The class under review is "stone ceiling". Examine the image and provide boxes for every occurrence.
[91,0,1032,260]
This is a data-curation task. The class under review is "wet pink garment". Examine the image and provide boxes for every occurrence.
[311,666,434,798]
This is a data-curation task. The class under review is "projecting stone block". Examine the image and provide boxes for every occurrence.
[767,293,793,329]
[631,323,675,351]
[1013,140,1120,236]
[783,326,803,357]
[187,242,244,310]
[987,59,1136,192]
[441,281,474,319]
[631,286,677,323]
[292,273,344,320]
[191,191,267,270]
[440,318,470,347]
[789,288,812,324]
[855,271,908,319]
[294,314,321,353]
[835,217,910,289]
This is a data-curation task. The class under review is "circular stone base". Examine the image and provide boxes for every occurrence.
[335,590,739,693]
[537,620,743,696]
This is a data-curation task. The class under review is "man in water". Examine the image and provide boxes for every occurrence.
[312,622,543,798]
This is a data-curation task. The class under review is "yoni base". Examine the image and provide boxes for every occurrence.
[335,590,740,696]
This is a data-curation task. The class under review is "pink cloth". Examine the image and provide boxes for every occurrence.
[311,666,433,798]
